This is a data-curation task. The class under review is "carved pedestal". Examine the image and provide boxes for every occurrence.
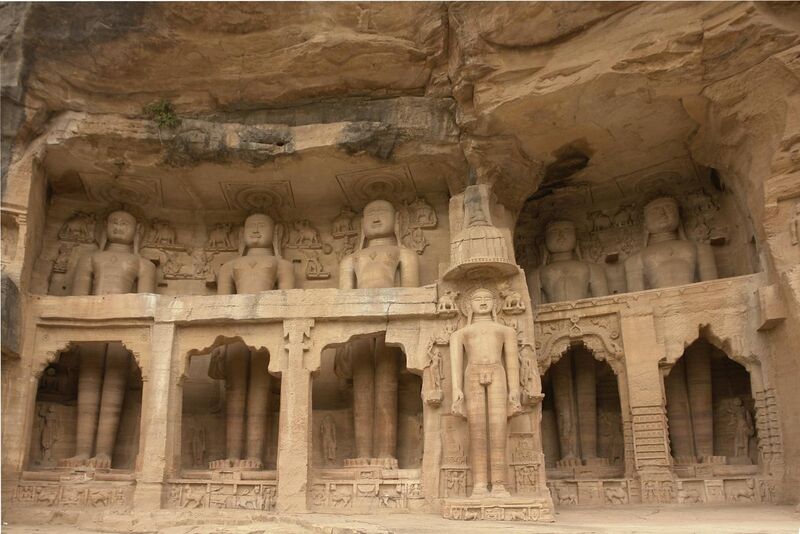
[441,497,555,522]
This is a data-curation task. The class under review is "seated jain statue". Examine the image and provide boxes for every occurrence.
[335,200,419,465]
[209,213,294,469]
[532,220,608,304]
[63,210,155,469]
[625,197,718,291]
[450,289,522,498]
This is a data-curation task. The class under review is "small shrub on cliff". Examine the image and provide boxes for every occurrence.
[143,99,181,130]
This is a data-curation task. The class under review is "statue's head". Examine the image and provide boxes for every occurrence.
[242,213,275,251]
[362,200,396,240]
[544,220,577,254]
[466,288,498,324]
[644,197,680,234]
[106,210,137,246]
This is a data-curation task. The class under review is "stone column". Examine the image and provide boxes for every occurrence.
[574,349,597,461]
[224,342,249,462]
[664,358,695,461]
[374,344,399,459]
[685,343,713,459]
[74,344,105,460]
[351,337,375,459]
[275,319,314,512]
[619,314,675,502]
[551,355,579,463]
[133,323,174,509]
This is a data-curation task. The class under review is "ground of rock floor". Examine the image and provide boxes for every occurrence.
[3,505,799,534]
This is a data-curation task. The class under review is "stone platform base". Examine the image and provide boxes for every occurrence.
[441,497,555,522]
[343,457,399,469]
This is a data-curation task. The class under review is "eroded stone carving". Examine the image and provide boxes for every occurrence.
[58,211,97,243]
[625,197,718,291]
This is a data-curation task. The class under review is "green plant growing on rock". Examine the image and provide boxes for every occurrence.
[143,99,181,130]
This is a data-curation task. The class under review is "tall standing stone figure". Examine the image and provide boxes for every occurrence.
[336,200,419,465]
[210,213,295,469]
[450,288,522,497]
[63,210,156,468]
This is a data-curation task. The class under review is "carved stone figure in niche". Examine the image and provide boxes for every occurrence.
[532,220,608,304]
[332,207,358,238]
[191,422,206,468]
[143,218,177,247]
[217,213,295,294]
[791,202,800,245]
[321,415,337,466]
[207,345,272,469]
[334,200,419,466]
[59,211,97,243]
[408,197,437,227]
[498,282,525,314]
[436,290,459,317]
[209,214,292,469]
[728,398,754,459]
[64,211,151,469]
[206,223,236,250]
[450,289,522,498]
[52,243,75,274]
[72,210,156,295]
[339,200,419,290]
[624,197,718,291]
[59,342,133,469]
[38,405,58,464]
[290,219,322,248]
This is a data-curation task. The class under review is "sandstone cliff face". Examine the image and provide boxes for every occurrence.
[2,2,799,502]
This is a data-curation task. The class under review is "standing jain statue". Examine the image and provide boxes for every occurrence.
[625,197,718,291]
[532,220,609,304]
[336,200,419,464]
[209,213,294,469]
[64,210,155,468]
[450,288,522,498]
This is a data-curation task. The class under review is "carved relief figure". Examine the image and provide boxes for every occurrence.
[59,211,97,243]
[450,289,522,498]
[38,405,58,464]
[532,220,609,304]
[624,197,718,291]
[335,200,419,464]
[63,210,153,469]
[191,422,206,468]
[206,223,236,250]
[210,213,294,469]
[144,218,177,247]
[791,202,799,245]
[321,415,337,466]
[728,398,754,459]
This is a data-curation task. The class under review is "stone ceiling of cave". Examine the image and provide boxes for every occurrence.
[9,2,800,212]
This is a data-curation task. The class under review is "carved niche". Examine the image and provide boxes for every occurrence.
[534,312,624,375]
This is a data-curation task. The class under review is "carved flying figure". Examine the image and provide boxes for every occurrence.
[530,220,609,304]
[450,289,522,498]
[210,213,294,470]
[63,210,154,469]
[335,200,419,464]
[624,197,718,291]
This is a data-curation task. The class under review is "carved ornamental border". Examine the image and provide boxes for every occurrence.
[534,312,624,376]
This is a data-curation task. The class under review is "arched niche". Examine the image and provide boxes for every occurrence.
[663,337,760,469]
[178,335,280,474]
[311,331,423,471]
[27,341,143,471]
[540,342,625,477]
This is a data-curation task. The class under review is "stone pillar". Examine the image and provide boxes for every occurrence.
[574,349,597,461]
[685,343,713,459]
[351,337,375,459]
[620,314,675,503]
[664,358,695,461]
[374,344,399,459]
[224,342,249,461]
[133,323,174,509]
[275,319,314,512]
[551,355,579,463]
[74,344,105,460]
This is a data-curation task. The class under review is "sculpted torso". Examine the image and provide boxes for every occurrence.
[641,239,697,288]
[220,254,290,293]
[350,244,403,289]
[540,260,592,302]
[85,250,145,295]
[457,322,515,366]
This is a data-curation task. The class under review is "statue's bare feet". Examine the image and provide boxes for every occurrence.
[87,453,111,469]
[208,458,236,469]
[489,484,511,498]
[471,483,490,498]
[59,454,89,468]
[238,458,263,469]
